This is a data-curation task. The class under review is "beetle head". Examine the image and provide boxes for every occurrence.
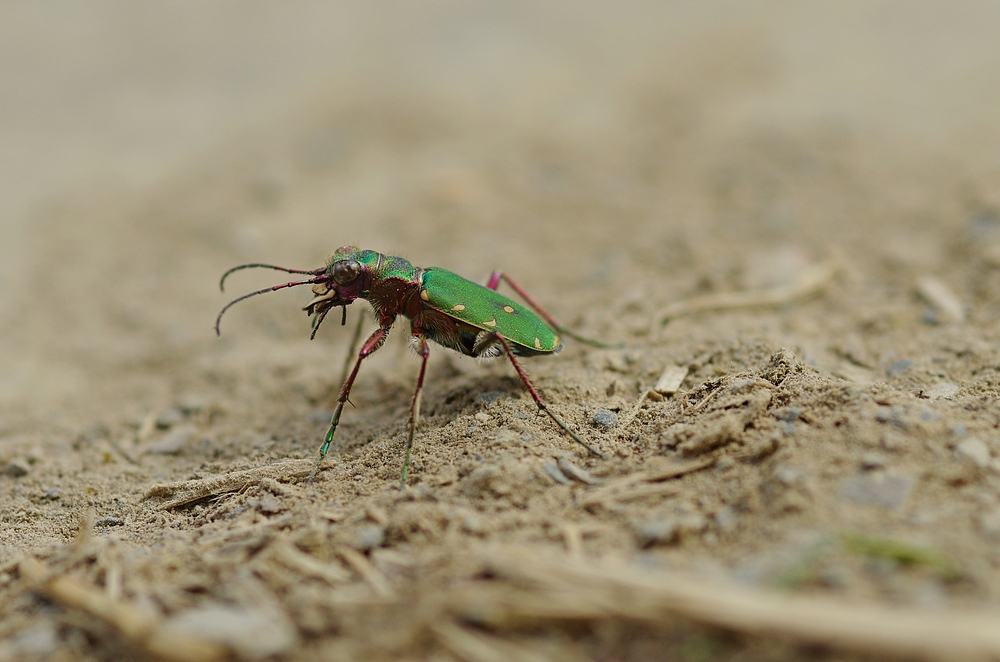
[301,246,376,336]
[214,247,379,339]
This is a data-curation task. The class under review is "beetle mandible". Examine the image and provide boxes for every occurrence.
[215,246,616,488]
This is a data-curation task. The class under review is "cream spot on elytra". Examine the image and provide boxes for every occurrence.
[484,318,497,327]
[503,305,514,313]
[534,337,542,349]
[451,304,466,311]
[419,290,429,301]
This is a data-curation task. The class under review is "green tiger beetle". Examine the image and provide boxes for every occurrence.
[215,246,617,488]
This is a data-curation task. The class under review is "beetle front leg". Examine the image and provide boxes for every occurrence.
[485,271,621,349]
[495,333,605,458]
[400,333,430,490]
[307,324,390,482]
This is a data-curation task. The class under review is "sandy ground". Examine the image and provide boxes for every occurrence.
[3,3,1000,661]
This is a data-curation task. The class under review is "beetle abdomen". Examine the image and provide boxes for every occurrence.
[419,268,561,355]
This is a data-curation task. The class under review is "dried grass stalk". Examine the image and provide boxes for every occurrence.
[659,260,837,324]
[479,547,1000,662]
[19,558,226,662]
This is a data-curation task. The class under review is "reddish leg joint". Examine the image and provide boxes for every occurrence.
[496,334,604,458]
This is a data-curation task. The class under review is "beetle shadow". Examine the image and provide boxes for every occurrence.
[428,374,522,418]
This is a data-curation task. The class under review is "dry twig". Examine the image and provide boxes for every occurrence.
[659,259,838,325]
[143,459,317,510]
[18,558,226,662]
[479,547,1000,662]
[432,621,552,662]
[337,547,395,598]
[578,457,714,510]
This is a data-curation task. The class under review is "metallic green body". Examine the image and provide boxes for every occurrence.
[321,247,560,359]
[419,268,561,355]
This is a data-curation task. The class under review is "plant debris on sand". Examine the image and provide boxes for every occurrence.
[4,9,1000,661]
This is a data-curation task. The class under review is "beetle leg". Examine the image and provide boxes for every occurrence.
[495,333,605,459]
[308,324,391,482]
[339,308,367,387]
[485,271,621,349]
[400,333,430,490]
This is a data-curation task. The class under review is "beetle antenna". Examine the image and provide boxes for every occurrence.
[215,275,329,335]
[220,263,325,292]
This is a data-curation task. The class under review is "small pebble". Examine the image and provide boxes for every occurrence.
[880,430,906,451]
[177,395,211,415]
[3,460,29,478]
[840,472,914,509]
[955,438,991,468]
[148,426,195,455]
[256,493,282,515]
[909,511,936,526]
[866,558,900,579]
[353,525,386,551]
[161,605,297,660]
[493,429,520,447]
[155,408,185,428]
[41,488,62,500]
[634,519,678,547]
[775,466,802,486]
[95,516,124,527]
[677,514,708,536]
[861,453,886,471]
[773,407,803,423]
[8,623,58,658]
[922,382,959,399]
[462,514,485,534]
[713,507,737,532]
[818,566,851,589]
[461,465,500,497]
[592,409,619,428]
[967,209,1000,241]
[726,377,757,393]
[474,412,490,423]
[477,391,504,405]
[886,359,914,377]
[976,508,1000,540]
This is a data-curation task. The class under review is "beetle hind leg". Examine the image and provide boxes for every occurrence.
[494,333,605,459]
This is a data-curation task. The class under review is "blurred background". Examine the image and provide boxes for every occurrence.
[2,0,1000,425]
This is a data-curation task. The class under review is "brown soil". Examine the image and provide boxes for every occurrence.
[3,5,1000,661]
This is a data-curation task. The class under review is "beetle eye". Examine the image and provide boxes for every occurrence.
[332,260,360,285]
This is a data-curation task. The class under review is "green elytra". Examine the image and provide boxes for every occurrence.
[215,246,619,488]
